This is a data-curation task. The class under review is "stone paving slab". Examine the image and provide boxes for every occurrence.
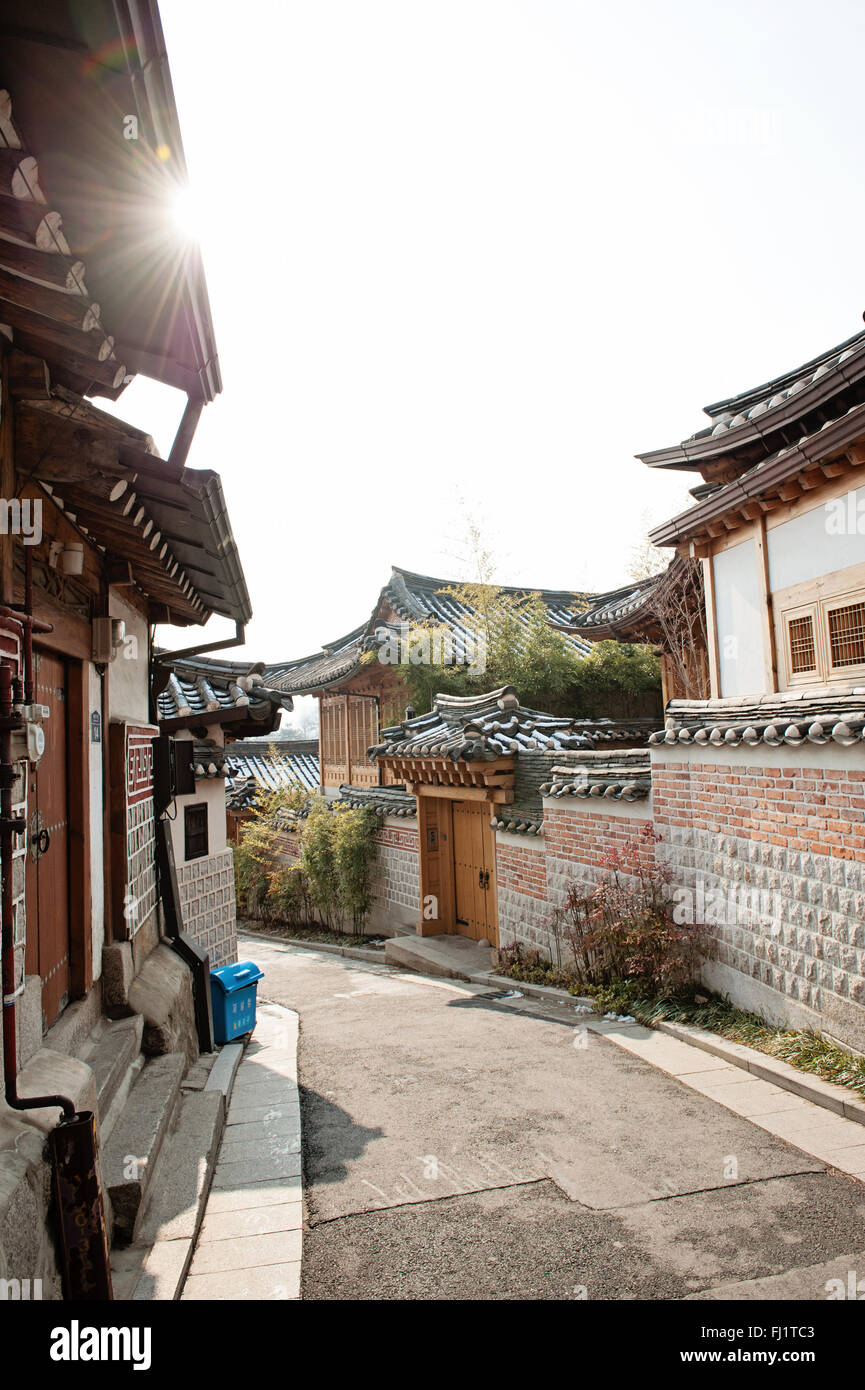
[204,1177,302,1215]
[182,1262,301,1300]
[589,1018,865,1184]
[181,1004,302,1300]
[199,1200,303,1244]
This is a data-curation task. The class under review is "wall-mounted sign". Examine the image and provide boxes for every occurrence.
[90,710,101,744]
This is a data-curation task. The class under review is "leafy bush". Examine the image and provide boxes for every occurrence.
[233,784,379,934]
[549,823,710,996]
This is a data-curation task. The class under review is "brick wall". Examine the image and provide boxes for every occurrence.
[652,749,865,1050]
[177,847,238,967]
[495,836,548,950]
[543,802,655,905]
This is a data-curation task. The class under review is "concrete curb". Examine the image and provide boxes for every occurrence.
[122,1038,249,1301]
[465,971,596,1008]
[239,926,386,964]
[653,1018,865,1128]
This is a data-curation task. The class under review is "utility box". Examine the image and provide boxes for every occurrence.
[210,961,264,1044]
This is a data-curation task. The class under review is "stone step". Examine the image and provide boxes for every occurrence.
[103,1052,186,1246]
[384,932,496,980]
[79,1015,144,1142]
[125,1089,226,1301]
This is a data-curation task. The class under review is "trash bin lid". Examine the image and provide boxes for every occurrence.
[210,960,264,995]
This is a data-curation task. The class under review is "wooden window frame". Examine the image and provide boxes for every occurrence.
[184,802,209,862]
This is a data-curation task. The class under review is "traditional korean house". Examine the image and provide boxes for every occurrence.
[0,0,260,1300]
[265,564,599,791]
[637,322,865,1049]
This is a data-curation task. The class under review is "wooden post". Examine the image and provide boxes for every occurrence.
[702,554,721,698]
[754,514,778,693]
[343,693,351,787]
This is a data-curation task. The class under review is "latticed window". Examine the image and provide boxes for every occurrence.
[828,601,865,668]
[184,804,208,861]
[787,614,817,674]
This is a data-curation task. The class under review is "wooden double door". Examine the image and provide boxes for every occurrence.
[24,649,71,1029]
[418,795,497,944]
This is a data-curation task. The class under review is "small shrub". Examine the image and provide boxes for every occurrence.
[549,823,710,996]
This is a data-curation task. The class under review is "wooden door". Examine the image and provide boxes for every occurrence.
[24,649,71,1029]
[452,801,497,944]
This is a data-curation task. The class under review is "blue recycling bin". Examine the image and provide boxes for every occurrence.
[210,961,264,1044]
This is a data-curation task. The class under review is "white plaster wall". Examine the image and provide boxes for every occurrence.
[768,486,865,593]
[713,539,767,697]
[168,777,228,868]
[87,663,105,979]
[107,593,149,723]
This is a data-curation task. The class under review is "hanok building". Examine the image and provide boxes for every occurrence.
[264,564,621,791]
[0,1,262,1300]
[635,323,865,1050]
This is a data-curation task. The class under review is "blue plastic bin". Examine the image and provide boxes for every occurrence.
[210,961,264,1044]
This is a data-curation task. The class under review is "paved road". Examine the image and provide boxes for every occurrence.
[243,933,865,1301]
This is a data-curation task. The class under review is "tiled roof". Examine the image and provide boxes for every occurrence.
[336,786,417,818]
[370,686,597,762]
[640,326,865,475]
[225,739,320,811]
[263,625,369,695]
[264,566,596,695]
[538,749,651,801]
[650,688,865,750]
[649,398,865,547]
[156,656,292,730]
[191,743,230,779]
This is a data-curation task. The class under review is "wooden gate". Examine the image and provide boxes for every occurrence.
[24,649,71,1029]
[452,801,497,944]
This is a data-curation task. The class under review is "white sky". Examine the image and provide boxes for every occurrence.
[106,0,865,664]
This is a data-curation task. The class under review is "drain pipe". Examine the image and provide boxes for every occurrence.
[1,643,113,1299]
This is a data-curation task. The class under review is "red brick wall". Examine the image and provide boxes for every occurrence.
[496,840,547,901]
[544,805,655,873]
[652,761,865,859]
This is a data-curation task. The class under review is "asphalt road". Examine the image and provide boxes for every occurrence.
[242,933,865,1301]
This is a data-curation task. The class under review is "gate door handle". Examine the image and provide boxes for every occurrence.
[483,870,490,890]
[36,827,50,858]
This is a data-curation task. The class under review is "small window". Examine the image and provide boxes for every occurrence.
[827,600,865,669]
[184,803,209,861]
[787,614,817,674]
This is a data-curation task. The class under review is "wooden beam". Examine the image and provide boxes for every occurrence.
[0,237,86,292]
[408,782,513,804]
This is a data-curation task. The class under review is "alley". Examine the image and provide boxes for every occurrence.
[243,934,865,1301]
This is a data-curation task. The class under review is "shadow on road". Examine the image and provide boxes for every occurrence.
[299,1084,384,1185]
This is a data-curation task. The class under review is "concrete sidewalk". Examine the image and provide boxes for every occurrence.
[181,1002,302,1300]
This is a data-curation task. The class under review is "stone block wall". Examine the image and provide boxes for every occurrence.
[176,848,238,967]
[370,821,420,933]
[652,748,865,1050]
